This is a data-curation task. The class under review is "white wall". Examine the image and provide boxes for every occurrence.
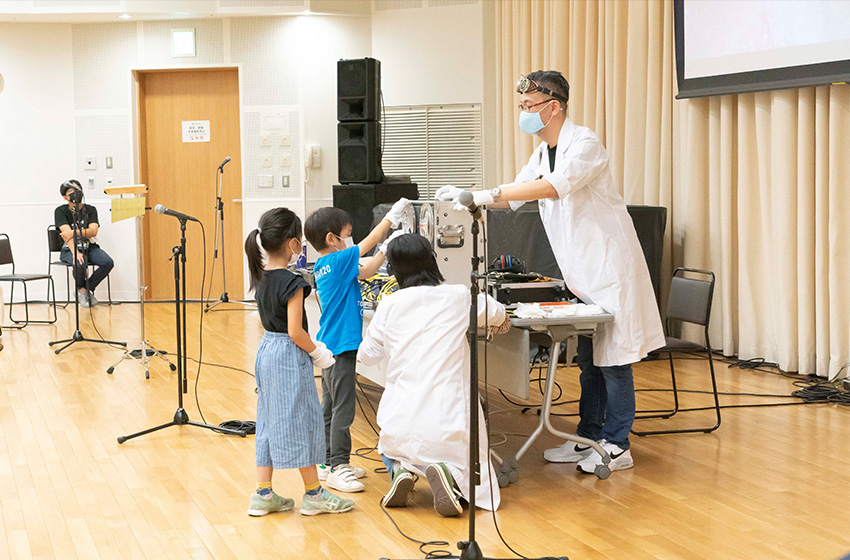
[371,1,484,106]
[0,4,490,302]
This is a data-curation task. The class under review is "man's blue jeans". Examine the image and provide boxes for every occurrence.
[575,335,635,450]
[60,245,113,292]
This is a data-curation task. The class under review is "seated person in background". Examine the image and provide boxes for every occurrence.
[54,180,113,307]
[357,234,506,517]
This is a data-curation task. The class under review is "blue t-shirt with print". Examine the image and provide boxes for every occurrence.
[314,245,363,355]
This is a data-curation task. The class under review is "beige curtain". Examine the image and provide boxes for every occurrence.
[494,0,850,378]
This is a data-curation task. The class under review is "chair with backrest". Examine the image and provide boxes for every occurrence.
[47,225,111,305]
[0,233,58,328]
[631,267,720,436]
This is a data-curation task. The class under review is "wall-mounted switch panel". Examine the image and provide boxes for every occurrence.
[281,175,290,189]
[87,177,95,188]
[258,175,274,188]
[260,135,272,147]
[105,156,113,169]
[279,134,291,147]
[280,154,291,168]
[260,156,272,168]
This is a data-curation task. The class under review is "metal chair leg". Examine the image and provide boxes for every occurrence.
[635,351,682,420]
[631,349,722,437]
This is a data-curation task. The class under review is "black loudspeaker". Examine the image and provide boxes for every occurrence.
[333,183,419,243]
[338,58,380,122]
[338,121,383,184]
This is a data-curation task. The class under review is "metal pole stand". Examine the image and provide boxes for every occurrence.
[205,162,253,313]
[107,201,175,378]
[118,219,245,443]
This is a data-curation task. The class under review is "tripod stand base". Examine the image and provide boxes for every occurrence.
[117,407,247,444]
[107,342,176,379]
[205,292,255,313]
[49,330,127,354]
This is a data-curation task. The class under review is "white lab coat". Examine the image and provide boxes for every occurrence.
[511,118,665,367]
[357,284,504,510]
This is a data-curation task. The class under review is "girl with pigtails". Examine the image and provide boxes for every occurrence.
[244,207,355,517]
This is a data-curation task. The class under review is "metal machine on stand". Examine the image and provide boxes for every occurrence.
[103,185,175,378]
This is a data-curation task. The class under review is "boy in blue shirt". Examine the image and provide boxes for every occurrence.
[304,198,409,493]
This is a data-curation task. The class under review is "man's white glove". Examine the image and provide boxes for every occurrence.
[379,229,406,255]
[384,198,411,227]
[452,189,495,213]
[435,184,463,201]
[309,340,335,369]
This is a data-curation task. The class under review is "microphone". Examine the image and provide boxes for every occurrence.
[458,190,483,222]
[154,204,200,223]
[218,156,231,170]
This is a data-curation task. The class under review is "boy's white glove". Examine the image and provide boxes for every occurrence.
[452,189,494,213]
[384,198,411,227]
[309,341,335,369]
[379,229,406,254]
[435,184,462,201]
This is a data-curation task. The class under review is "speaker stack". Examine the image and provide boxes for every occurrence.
[334,57,418,242]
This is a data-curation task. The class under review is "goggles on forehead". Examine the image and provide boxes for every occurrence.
[516,75,568,104]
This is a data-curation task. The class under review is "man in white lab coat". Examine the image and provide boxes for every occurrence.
[438,70,664,474]
[357,234,504,515]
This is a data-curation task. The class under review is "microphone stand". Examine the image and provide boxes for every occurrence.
[381,203,567,560]
[205,160,252,313]
[118,217,246,443]
[49,199,126,354]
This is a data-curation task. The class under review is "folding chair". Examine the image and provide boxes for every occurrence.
[0,233,58,328]
[632,267,720,436]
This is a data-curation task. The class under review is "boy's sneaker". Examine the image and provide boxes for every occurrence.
[78,291,90,308]
[383,466,415,507]
[247,491,295,517]
[317,463,330,480]
[543,441,594,463]
[326,464,365,492]
[577,440,634,474]
[88,293,99,306]
[425,462,462,517]
[318,463,366,480]
[300,488,355,515]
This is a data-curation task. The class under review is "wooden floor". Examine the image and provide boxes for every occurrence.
[1,301,849,560]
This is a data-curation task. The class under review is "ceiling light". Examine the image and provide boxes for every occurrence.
[119,13,132,19]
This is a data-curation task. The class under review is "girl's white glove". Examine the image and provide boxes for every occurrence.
[309,340,335,369]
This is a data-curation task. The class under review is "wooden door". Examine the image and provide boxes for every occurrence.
[137,68,242,300]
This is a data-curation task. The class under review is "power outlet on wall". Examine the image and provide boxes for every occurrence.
[281,175,290,189]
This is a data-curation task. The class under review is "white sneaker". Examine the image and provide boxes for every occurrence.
[543,441,594,463]
[78,291,91,308]
[326,465,365,493]
[317,463,330,480]
[577,440,634,474]
[88,293,99,306]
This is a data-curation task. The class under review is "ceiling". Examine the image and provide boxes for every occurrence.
[0,0,371,23]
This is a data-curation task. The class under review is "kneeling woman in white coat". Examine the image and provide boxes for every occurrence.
[357,234,506,517]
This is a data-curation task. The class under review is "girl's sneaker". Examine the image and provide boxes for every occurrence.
[383,466,415,507]
[300,488,355,515]
[247,491,295,517]
[425,462,462,517]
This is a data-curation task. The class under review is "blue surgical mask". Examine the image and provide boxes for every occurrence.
[519,100,554,135]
